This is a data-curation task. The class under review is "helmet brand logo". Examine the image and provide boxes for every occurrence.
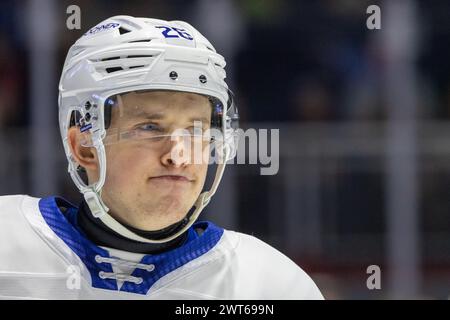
[84,22,120,36]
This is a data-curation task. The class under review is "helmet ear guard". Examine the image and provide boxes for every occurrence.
[59,16,239,243]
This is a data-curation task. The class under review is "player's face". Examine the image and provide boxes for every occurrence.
[100,91,211,231]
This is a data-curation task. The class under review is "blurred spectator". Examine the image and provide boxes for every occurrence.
[0,33,24,127]
[290,76,334,121]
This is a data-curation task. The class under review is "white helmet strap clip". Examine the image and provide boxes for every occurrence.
[84,190,109,218]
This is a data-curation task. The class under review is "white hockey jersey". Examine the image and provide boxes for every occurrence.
[0,195,323,300]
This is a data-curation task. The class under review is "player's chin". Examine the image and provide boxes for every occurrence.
[156,197,195,218]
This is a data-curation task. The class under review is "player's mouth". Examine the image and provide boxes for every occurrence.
[149,175,193,183]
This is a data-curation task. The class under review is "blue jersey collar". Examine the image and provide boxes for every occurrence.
[38,196,224,295]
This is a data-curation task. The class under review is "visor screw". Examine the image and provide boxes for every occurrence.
[84,101,92,110]
[199,74,207,84]
[169,71,178,80]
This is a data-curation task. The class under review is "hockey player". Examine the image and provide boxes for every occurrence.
[0,16,323,299]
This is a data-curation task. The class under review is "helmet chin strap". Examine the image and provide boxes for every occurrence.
[82,145,230,244]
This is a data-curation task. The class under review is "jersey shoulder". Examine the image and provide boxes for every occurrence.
[0,195,67,273]
[0,195,37,243]
[219,230,324,299]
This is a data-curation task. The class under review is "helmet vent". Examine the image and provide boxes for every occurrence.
[118,27,131,35]
[105,66,123,73]
[92,54,154,75]
[101,56,121,61]
[128,39,152,43]
[127,55,153,58]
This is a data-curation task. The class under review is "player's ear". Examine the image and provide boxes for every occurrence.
[67,126,99,171]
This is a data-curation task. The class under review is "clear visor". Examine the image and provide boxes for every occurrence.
[79,89,236,164]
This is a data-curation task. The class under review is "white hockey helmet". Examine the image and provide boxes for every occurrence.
[58,16,239,243]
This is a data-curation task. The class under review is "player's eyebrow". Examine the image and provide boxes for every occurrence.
[126,110,165,120]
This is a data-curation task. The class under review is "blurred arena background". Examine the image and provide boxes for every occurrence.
[0,0,449,299]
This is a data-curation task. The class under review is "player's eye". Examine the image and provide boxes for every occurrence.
[137,123,162,132]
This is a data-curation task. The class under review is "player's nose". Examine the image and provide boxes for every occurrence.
[160,137,190,168]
